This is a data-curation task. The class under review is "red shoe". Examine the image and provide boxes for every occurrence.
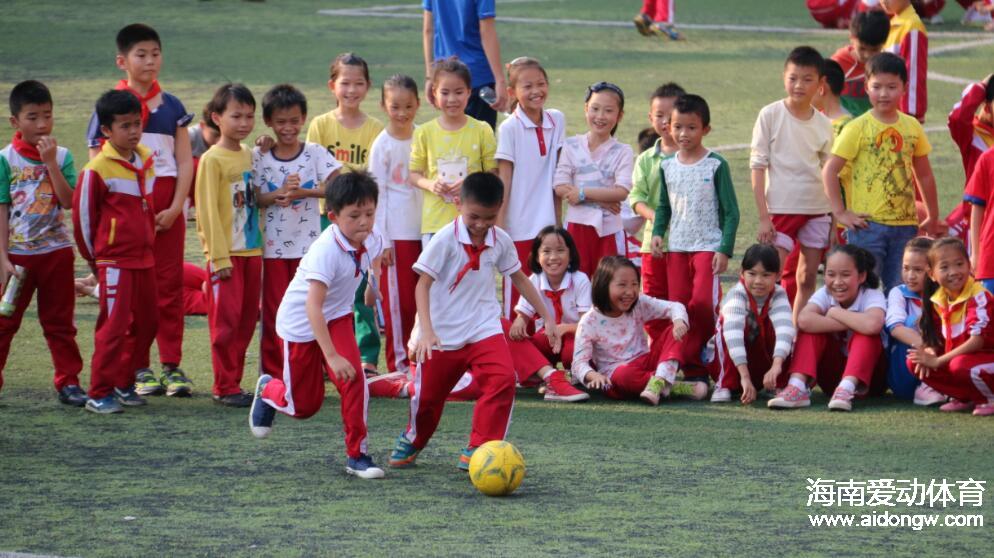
[972,403,994,416]
[543,370,589,402]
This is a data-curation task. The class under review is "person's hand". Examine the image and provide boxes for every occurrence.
[430,179,449,196]
[672,319,689,341]
[490,80,510,112]
[597,201,621,215]
[555,323,572,339]
[651,236,666,258]
[756,216,776,244]
[364,281,380,307]
[415,328,441,363]
[561,186,582,205]
[215,267,233,281]
[508,316,529,341]
[255,135,275,153]
[381,247,395,267]
[833,209,870,231]
[545,323,562,354]
[584,371,610,391]
[0,257,15,293]
[284,173,301,191]
[740,378,757,405]
[154,207,181,232]
[712,252,729,275]
[763,362,783,391]
[36,136,58,166]
[909,345,940,373]
[444,179,463,198]
[919,216,940,238]
[325,353,356,382]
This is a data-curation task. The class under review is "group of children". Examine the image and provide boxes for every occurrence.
[3,3,994,478]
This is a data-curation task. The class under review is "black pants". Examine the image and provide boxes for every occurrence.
[466,83,497,130]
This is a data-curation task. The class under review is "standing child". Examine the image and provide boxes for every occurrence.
[86,24,194,398]
[388,172,560,470]
[910,237,994,416]
[73,90,157,413]
[945,75,993,244]
[831,10,890,116]
[881,0,928,122]
[571,256,688,405]
[508,226,592,402]
[368,75,423,374]
[769,245,886,411]
[495,57,566,317]
[966,147,994,294]
[306,52,384,373]
[250,171,386,478]
[195,83,261,407]
[710,244,795,405]
[750,46,834,319]
[554,82,634,278]
[254,84,342,378]
[0,81,84,404]
[823,52,940,292]
[651,94,739,398]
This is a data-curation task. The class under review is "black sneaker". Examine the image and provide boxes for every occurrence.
[113,387,147,406]
[58,385,87,407]
[213,390,253,407]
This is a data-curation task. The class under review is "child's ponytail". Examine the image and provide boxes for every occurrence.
[919,274,943,350]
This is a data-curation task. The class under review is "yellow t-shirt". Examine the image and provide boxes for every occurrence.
[305,111,383,172]
[832,113,854,225]
[409,117,497,234]
[194,144,261,270]
[831,111,931,226]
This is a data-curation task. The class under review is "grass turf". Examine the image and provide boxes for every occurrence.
[1,1,992,556]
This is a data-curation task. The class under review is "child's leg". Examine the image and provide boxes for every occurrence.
[642,253,670,345]
[207,258,253,396]
[532,330,576,369]
[89,268,139,399]
[795,215,831,313]
[261,338,327,419]
[501,318,554,383]
[502,240,533,319]
[845,223,888,288]
[353,274,380,369]
[834,333,885,394]
[261,258,298,376]
[606,327,682,399]
[33,248,84,391]
[465,334,519,448]
[324,315,372,459]
[447,372,483,401]
[887,338,919,400]
[682,251,719,375]
[382,240,421,373]
[779,246,800,306]
[882,225,917,292]
[234,257,262,385]
[126,269,160,385]
[148,176,185,369]
[788,331,837,389]
[566,223,616,278]
[919,353,994,405]
[0,253,41,378]
[404,349,471,449]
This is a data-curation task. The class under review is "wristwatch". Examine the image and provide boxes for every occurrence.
[578,187,586,203]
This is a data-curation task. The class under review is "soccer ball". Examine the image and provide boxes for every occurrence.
[468,440,526,496]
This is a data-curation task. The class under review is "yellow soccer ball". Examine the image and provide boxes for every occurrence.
[468,440,526,496]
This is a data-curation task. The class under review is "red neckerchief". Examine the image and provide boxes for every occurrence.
[115,79,162,129]
[11,131,41,161]
[450,243,488,293]
[349,244,368,278]
[543,288,564,324]
[110,152,154,205]
[742,279,772,347]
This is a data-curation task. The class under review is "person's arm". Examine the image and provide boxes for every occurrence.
[912,155,940,236]
[823,154,868,230]
[306,280,356,381]
[797,300,848,333]
[71,169,101,272]
[0,205,13,288]
[640,295,689,338]
[570,318,604,387]
[916,335,985,371]
[899,29,928,122]
[413,272,441,362]
[478,16,508,112]
[650,168,672,257]
[720,289,751,368]
[33,138,73,208]
[749,110,775,243]
[629,152,656,221]
[825,306,885,336]
[158,125,193,232]
[496,159,514,228]
[970,202,985,273]
[193,156,232,275]
[714,155,739,263]
[422,10,437,108]
[947,80,990,157]
[512,269,558,333]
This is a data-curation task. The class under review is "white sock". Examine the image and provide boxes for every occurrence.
[838,378,858,393]
[541,367,556,381]
[399,384,409,398]
[788,377,808,393]
[655,360,678,384]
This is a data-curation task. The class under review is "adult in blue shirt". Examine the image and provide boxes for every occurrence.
[422,0,507,129]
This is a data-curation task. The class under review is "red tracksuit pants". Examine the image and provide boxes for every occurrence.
[261,314,370,458]
[567,223,620,279]
[529,330,575,370]
[641,252,670,344]
[0,247,83,392]
[909,352,994,405]
[641,0,674,23]
[710,317,789,392]
[89,267,158,399]
[261,257,300,376]
[207,256,261,396]
[666,251,719,376]
[403,333,516,449]
[380,240,421,372]
[789,331,886,395]
[602,323,683,400]
[502,239,533,319]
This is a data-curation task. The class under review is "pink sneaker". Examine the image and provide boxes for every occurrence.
[767,385,810,409]
[913,384,948,406]
[972,403,994,416]
[543,370,590,402]
[828,386,855,412]
[939,399,974,413]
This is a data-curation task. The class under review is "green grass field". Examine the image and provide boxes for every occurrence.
[1,1,992,556]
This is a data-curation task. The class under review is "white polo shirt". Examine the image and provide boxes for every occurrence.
[514,270,592,330]
[413,217,521,350]
[368,129,422,241]
[276,224,383,342]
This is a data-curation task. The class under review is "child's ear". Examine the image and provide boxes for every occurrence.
[326,211,337,224]
[327,79,336,92]
[210,111,222,129]
[703,124,712,136]
[114,53,127,72]
[8,116,18,130]
[99,124,112,139]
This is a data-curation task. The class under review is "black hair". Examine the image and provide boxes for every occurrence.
[9,80,52,116]
[201,102,219,132]
[637,127,660,153]
[850,10,889,48]
[785,46,826,76]
[826,244,880,290]
[741,243,781,274]
[986,78,994,104]
[208,83,256,121]
[528,226,581,274]
[324,169,378,213]
[919,238,971,350]
[650,82,686,100]
[95,89,142,129]
[590,256,640,314]
[431,57,472,90]
[506,58,548,112]
[585,82,625,136]
[866,52,908,84]
[381,74,419,104]
[904,236,934,258]
[262,84,307,121]
[330,52,372,84]
[116,23,161,54]
[460,172,504,207]
[673,94,710,127]
[823,59,845,97]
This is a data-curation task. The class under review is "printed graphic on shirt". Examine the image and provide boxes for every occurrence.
[230,170,260,252]
[436,151,468,203]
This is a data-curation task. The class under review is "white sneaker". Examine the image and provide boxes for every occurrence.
[913,383,948,406]
[710,387,732,403]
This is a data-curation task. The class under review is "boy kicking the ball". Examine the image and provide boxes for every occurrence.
[389,172,560,470]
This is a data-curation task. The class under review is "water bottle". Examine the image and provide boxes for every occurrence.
[478,86,498,106]
[0,266,26,317]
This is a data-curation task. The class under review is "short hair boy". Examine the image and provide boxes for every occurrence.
[831,10,889,116]
[881,0,928,121]
[73,90,158,414]
[0,80,85,405]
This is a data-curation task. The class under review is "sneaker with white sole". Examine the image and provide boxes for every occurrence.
[113,387,147,406]
[828,386,855,412]
[972,403,994,417]
[345,454,385,479]
[640,376,668,406]
[940,399,974,413]
[543,370,589,402]
[249,374,276,438]
[85,396,123,414]
[767,385,810,409]
[710,387,732,403]
[134,368,164,396]
[913,383,947,406]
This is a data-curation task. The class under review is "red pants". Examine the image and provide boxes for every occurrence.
[261,257,300,376]
[501,318,556,382]
[641,0,674,23]
[502,240,533,319]
[568,223,620,279]
[183,262,208,316]
[781,246,800,306]
[665,251,718,375]
[910,353,994,404]
[381,240,421,372]
[789,331,886,395]
[261,314,369,458]
[403,334,516,449]
[603,324,683,400]
[530,330,575,369]
[0,248,83,392]
[89,267,158,399]
[641,252,670,343]
[207,256,262,396]
[710,319,789,392]
[138,176,185,368]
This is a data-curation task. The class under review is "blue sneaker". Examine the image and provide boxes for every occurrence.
[388,434,420,468]
[345,454,385,479]
[249,374,276,439]
[113,387,147,406]
[458,447,476,471]
[85,396,123,414]
[57,385,87,407]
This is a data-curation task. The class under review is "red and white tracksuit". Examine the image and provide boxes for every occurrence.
[641,253,670,343]
[945,82,994,245]
[260,257,300,376]
[666,251,720,377]
[207,256,262,396]
[380,240,422,372]
[567,223,621,279]
[641,0,674,23]
[789,331,886,396]
[604,325,683,400]
[711,312,789,393]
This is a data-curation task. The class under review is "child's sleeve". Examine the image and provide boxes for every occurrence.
[965,151,994,207]
[720,288,750,366]
[494,120,515,163]
[315,145,343,183]
[863,288,888,313]
[614,144,634,190]
[480,125,498,172]
[72,169,102,264]
[495,233,522,276]
[85,111,103,148]
[831,119,861,161]
[965,293,991,338]
[194,155,232,271]
[947,83,987,158]
[749,107,770,169]
[412,230,448,280]
[628,150,653,210]
[250,148,267,193]
[714,155,739,257]
[640,294,688,324]
[553,140,574,185]
[301,242,339,288]
[770,287,796,360]
[807,288,832,314]
[409,126,428,174]
[60,150,78,190]
[885,287,909,333]
[570,313,596,383]
[651,163,672,240]
[899,29,928,121]
[574,272,592,314]
[0,157,12,205]
[912,121,932,157]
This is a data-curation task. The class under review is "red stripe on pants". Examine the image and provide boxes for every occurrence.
[530,330,575,369]
[711,318,788,391]
[261,257,300,376]
[207,256,261,396]
[789,331,885,395]
[0,248,83,391]
[604,323,683,399]
[503,239,533,318]
[89,267,158,399]
[911,352,994,404]
[405,334,516,449]
[567,223,619,279]
[665,251,718,374]
[381,240,421,372]
[260,314,369,458]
